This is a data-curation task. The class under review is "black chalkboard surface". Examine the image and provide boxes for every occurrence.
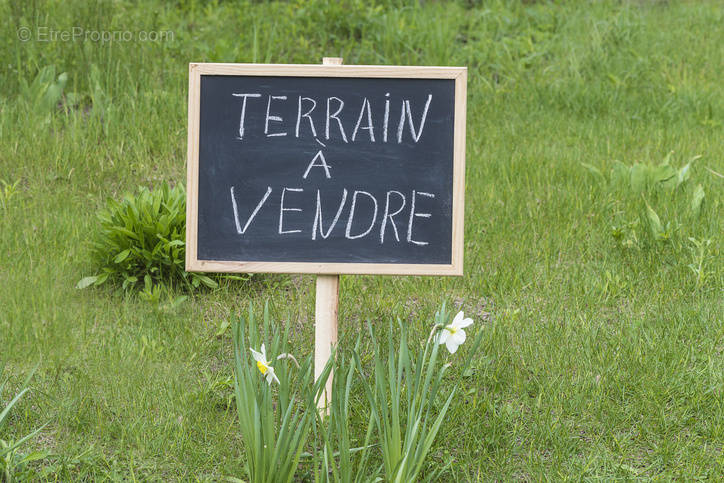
[186,64,466,275]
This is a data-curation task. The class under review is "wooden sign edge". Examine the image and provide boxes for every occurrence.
[185,63,467,277]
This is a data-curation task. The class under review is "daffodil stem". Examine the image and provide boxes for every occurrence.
[277,353,300,369]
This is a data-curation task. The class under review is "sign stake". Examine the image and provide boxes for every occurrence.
[315,56,343,413]
[314,273,339,412]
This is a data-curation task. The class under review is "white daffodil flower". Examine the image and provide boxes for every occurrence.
[435,311,473,354]
[250,344,280,385]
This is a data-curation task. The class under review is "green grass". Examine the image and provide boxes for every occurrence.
[1,0,722,480]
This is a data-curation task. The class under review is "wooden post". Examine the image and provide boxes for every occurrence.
[315,56,343,413]
[314,274,339,411]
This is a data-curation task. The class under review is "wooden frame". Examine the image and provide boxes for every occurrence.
[185,63,467,276]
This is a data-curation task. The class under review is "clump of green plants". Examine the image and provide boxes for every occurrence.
[17,65,78,118]
[231,303,482,482]
[0,179,20,211]
[610,153,699,194]
[1,364,47,482]
[355,306,481,482]
[584,152,708,247]
[311,342,378,483]
[687,237,714,291]
[231,304,330,483]
[77,182,219,292]
[582,152,699,194]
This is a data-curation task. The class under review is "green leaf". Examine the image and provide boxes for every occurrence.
[17,450,50,464]
[196,274,219,289]
[660,150,674,167]
[677,163,691,188]
[644,201,664,239]
[170,295,188,309]
[0,388,29,427]
[581,163,605,183]
[113,249,131,263]
[691,184,705,215]
[76,276,99,289]
[122,275,138,290]
[215,320,231,337]
[653,163,677,189]
[112,226,139,240]
[610,161,629,187]
[630,163,648,192]
[0,424,47,459]
[224,275,249,281]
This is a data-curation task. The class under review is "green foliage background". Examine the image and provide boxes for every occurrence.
[0,0,721,480]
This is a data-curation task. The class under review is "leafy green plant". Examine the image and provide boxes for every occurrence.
[687,237,713,290]
[18,65,77,116]
[610,218,641,250]
[0,180,20,211]
[690,184,705,215]
[587,153,709,247]
[312,345,379,483]
[643,200,677,242]
[597,270,630,301]
[138,276,164,305]
[137,276,189,314]
[354,305,482,482]
[231,304,331,483]
[584,152,700,193]
[1,364,48,482]
[77,182,220,292]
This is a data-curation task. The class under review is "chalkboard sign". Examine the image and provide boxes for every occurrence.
[186,63,466,275]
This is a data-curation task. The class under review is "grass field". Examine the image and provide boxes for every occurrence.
[1,0,722,480]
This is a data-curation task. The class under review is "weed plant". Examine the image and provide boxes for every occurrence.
[0,364,47,482]
[77,182,220,292]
